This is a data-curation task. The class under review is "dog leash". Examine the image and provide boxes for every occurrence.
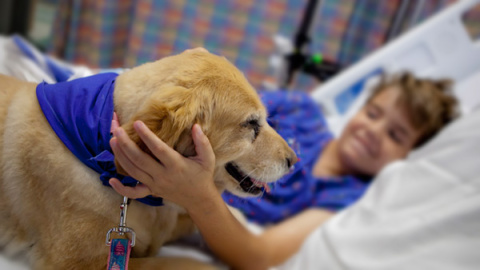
[105,112,135,270]
[106,196,136,270]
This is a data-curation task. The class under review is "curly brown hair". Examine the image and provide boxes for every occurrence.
[368,72,459,147]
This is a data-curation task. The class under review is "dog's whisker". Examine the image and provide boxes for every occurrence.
[245,168,259,179]
[237,168,259,186]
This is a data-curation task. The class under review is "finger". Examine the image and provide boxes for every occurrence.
[109,178,152,199]
[133,121,182,168]
[191,124,215,167]
[110,136,155,186]
[113,127,164,175]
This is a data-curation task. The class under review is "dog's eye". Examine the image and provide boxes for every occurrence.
[242,117,262,141]
[242,118,261,141]
[248,119,260,139]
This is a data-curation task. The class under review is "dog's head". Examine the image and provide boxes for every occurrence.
[114,50,297,197]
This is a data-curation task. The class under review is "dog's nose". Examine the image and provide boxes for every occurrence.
[286,154,298,168]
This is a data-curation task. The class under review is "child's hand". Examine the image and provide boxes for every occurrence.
[109,121,217,209]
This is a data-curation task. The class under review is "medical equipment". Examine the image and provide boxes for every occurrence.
[281,0,342,87]
[267,0,343,90]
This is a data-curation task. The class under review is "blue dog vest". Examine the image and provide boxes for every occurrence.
[36,73,163,206]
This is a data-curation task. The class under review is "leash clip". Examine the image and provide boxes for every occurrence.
[106,196,136,247]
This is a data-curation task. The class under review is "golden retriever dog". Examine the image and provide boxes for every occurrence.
[0,50,297,269]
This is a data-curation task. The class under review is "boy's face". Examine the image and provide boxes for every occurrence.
[337,86,422,176]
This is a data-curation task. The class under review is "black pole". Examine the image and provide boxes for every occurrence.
[294,0,319,51]
[283,0,320,88]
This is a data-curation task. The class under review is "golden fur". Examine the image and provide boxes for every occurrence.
[0,51,296,269]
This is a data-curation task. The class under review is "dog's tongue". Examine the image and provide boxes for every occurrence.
[252,179,271,193]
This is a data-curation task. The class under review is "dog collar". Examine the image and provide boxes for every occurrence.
[36,73,163,206]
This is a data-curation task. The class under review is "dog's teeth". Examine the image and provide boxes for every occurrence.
[252,179,269,192]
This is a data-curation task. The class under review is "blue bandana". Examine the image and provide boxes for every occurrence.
[36,73,163,206]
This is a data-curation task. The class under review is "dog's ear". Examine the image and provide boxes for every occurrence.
[115,86,199,176]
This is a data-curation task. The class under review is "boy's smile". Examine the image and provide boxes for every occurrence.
[337,86,422,176]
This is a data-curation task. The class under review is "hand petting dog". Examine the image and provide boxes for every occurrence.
[109,121,217,210]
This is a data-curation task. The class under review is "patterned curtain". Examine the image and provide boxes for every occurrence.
[48,0,457,91]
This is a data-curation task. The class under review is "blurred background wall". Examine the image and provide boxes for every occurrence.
[2,0,478,91]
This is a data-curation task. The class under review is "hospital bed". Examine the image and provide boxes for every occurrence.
[312,0,480,136]
[1,0,479,269]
